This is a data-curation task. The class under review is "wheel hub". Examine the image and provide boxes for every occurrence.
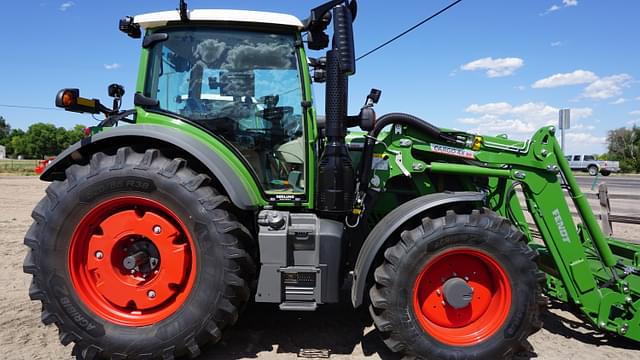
[121,239,160,275]
[69,196,196,326]
[442,277,474,309]
[412,248,512,346]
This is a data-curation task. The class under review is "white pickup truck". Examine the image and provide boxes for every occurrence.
[565,154,620,176]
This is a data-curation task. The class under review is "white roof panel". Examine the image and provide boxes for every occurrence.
[134,9,303,30]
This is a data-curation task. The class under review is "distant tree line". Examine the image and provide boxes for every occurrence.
[606,126,640,173]
[0,116,85,159]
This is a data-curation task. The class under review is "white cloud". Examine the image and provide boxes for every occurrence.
[630,110,640,116]
[542,0,578,15]
[466,102,513,115]
[610,98,626,105]
[59,1,74,11]
[545,5,561,13]
[565,132,605,150]
[104,63,121,70]
[459,101,601,153]
[461,101,592,135]
[532,70,598,88]
[550,41,564,47]
[460,57,524,78]
[582,74,632,99]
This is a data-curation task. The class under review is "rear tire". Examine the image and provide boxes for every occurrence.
[588,165,598,176]
[369,209,544,359]
[24,147,255,359]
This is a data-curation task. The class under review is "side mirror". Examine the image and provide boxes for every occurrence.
[108,84,125,112]
[55,89,109,114]
[108,84,125,98]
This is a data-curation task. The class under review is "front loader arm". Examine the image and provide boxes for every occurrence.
[473,126,640,340]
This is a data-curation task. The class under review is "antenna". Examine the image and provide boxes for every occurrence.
[179,0,189,21]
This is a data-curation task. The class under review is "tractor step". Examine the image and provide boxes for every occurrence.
[279,301,318,311]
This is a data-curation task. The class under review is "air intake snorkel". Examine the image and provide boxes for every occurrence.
[305,1,357,214]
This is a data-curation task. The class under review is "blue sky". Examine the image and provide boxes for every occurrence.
[1,0,639,154]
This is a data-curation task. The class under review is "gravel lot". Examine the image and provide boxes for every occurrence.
[1,176,639,359]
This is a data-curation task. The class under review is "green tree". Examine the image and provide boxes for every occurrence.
[22,123,60,158]
[4,129,24,155]
[67,124,87,145]
[0,121,86,158]
[606,126,640,173]
[7,129,27,157]
[0,116,10,144]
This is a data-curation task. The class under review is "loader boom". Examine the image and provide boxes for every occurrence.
[414,125,640,340]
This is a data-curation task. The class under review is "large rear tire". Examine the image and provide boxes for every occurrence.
[24,147,255,359]
[369,209,545,359]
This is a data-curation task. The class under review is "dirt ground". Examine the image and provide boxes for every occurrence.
[1,176,639,359]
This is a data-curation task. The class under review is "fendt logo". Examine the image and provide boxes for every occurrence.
[552,209,571,243]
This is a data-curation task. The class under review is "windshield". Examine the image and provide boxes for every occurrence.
[145,27,306,195]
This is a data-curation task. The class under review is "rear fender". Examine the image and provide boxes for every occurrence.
[40,125,262,210]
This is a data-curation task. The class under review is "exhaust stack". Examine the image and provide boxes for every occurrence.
[317,4,356,213]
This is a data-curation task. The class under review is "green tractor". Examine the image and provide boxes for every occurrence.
[24,1,640,359]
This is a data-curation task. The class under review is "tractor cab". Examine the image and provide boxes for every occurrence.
[134,10,309,194]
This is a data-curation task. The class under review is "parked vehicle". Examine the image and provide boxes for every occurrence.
[34,157,55,175]
[566,154,620,176]
[23,1,640,359]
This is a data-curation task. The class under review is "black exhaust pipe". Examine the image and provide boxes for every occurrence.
[317,4,356,213]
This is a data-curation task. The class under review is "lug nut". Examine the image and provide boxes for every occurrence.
[95,251,104,259]
[436,289,441,296]
[148,290,156,299]
[464,276,469,281]
[153,225,162,234]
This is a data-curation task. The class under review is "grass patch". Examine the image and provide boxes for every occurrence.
[0,159,40,175]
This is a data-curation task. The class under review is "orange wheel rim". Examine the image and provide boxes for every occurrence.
[69,196,196,326]
[412,248,512,346]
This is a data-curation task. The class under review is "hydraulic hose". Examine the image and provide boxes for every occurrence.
[358,113,455,190]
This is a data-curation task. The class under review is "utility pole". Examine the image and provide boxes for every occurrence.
[559,109,570,153]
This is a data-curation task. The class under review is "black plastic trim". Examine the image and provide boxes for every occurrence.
[142,33,169,49]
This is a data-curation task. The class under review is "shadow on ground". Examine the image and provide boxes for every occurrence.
[541,300,639,350]
[199,300,400,359]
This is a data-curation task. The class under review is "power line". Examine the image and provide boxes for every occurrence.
[0,104,61,111]
[356,0,464,61]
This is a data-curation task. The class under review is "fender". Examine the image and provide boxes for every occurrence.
[351,191,485,307]
[40,125,261,210]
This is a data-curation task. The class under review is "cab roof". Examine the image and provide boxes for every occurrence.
[134,9,304,30]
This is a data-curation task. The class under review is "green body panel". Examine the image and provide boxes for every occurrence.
[135,109,266,206]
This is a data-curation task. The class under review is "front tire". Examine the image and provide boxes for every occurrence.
[369,209,544,359]
[24,147,255,359]
[588,165,598,176]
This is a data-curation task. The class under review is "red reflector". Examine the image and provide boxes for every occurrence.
[84,127,91,136]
